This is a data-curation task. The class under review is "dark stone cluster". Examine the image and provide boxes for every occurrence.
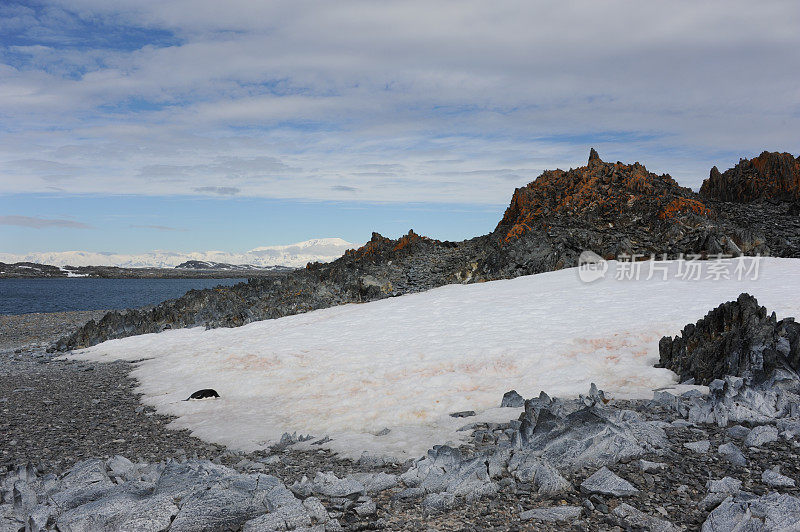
[658,293,800,385]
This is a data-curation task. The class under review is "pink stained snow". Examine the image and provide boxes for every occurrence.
[68,258,800,459]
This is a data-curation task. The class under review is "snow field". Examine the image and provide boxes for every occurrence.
[68,258,800,459]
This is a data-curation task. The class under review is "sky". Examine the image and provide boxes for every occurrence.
[1,0,798,254]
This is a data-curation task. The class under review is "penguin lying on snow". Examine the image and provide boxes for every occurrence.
[185,389,220,401]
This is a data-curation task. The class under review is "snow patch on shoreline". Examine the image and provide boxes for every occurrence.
[67,258,800,459]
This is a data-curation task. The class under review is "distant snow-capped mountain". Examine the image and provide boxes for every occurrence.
[0,238,357,269]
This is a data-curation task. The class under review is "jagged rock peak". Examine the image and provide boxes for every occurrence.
[700,151,800,203]
[495,150,711,244]
[658,293,800,385]
[342,229,437,261]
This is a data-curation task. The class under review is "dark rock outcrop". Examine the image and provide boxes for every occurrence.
[0,262,67,278]
[700,151,800,203]
[174,260,289,272]
[658,293,800,385]
[398,383,665,514]
[512,386,667,471]
[500,390,525,407]
[495,150,711,246]
[485,150,735,278]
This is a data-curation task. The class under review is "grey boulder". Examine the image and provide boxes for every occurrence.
[762,467,795,488]
[702,492,800,531]
[684,440,711,453]
[744,425,779,447]
[501,390,525,408]
[520,506,582,522]
[507,453,571,495]
[718,443,748,466]
[580,467,639,497]
[400,446,497,502]
[613,503,678,531]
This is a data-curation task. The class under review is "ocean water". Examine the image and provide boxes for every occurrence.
[0,277,248,315]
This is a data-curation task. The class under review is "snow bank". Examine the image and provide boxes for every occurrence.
[68,258,800,459]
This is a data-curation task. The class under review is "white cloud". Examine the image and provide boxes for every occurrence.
[1,0,798,203]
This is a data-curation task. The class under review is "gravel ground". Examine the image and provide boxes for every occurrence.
[0,312,402,481]
[4,312,800,531]
[0,310,109,352]
[0,352,405,476]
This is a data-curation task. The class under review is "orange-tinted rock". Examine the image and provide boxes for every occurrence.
[495,149,711,243]
[343,232,393,260]
[658,198,712,220]
[343,230,436,261]
[700,151,800,203]
[394,230,426,251]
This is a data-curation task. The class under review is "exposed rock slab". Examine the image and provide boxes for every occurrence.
[514,395,668,471]
[718,443,748,466]
[762,467,795,488]
[612,503,678,531]
[580,467,639,497]
[684,440,711,453]
[0,457,329,532]
[744,425,779,447]
[520,506,582,522]
[702,492,800,531]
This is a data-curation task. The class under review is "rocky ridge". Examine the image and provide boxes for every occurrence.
[485,149,743,279]
[174,260,292,272]
[495,147,712,251]
[52,231,487,351]
[701,151,800,203]
[56,149,800,351]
